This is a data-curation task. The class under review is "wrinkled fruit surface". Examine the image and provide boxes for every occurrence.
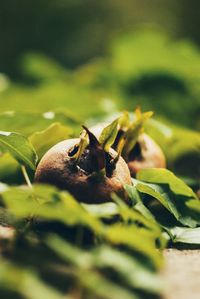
[128,133,166,176]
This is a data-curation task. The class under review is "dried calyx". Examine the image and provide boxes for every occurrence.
[68,125,119,177]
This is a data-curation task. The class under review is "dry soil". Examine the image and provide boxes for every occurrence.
[163,249,200,299]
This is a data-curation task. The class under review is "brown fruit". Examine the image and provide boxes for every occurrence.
[127,133,166,176]
[35,138,132,204]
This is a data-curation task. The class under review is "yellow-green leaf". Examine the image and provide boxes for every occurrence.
[99,118,119,152]
[0,131,38,170]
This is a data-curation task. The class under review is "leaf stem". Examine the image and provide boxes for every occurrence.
[21,166,39,206]
[21,165,33,189]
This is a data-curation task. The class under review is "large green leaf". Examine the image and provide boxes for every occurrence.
[135,180,200,227]
[29,122,71,159]
[92,245,164,293]
[111,193,161,233]
[0,131,38,170]
[0,184,102,233]
[167,226,200,244]
[124,184,158,224]
[137,168,197,198]
[47,235,163,294]
[0,153,21,184]
[0,111,80,136]
[134,180,180,220]
[104,224,162,269]
[0,183,164,299]
[0,262,66,299]
[0,184,162,269]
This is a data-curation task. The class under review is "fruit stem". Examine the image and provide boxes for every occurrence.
[21,165,33,190]
[21,165,39,204]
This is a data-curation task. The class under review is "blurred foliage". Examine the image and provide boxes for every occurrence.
[0,0,182,78]
[144,118,200,180]
[1,0,200,79]
[1,30,200,130]
[0,182,165,299]
[110,31,200,129]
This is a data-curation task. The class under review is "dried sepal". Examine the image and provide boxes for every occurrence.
[82,126,106,172]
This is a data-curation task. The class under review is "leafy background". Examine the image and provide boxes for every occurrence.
[0,1,200,298]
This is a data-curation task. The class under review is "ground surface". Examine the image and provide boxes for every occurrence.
[163,249,200,299]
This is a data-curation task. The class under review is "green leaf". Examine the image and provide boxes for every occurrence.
[134,180,180,219]
[0,184,103,233]
[0,184,162,268]
[122,110,153,156]
[133,178,200,228]
[0,110,80,137]
[47,235,163,294]
[93,245,164,293]
[186,199,200,213]
[29,122,71,159]
[118,111,130,128]
[137,168,197,198]
[104,224,163,269]
[82,202,119,219]
[124,184,159,224]
[79,270,139,299]
[99,118,119,152]
[0,262,66,299]
[0,131,38,170]
[112,192,161,233]
[167,226,200,244]
[0,153,20,184]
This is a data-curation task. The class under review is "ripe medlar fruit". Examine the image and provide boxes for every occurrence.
[35,127,132,203]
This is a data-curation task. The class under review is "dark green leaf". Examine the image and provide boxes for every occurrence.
[125,184,159,223]
[133,178,200,228]
[0,131,38,170]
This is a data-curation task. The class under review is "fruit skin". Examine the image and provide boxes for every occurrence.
[35,138,132,204]
[90,123,166,176]
[127,133,166,176]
